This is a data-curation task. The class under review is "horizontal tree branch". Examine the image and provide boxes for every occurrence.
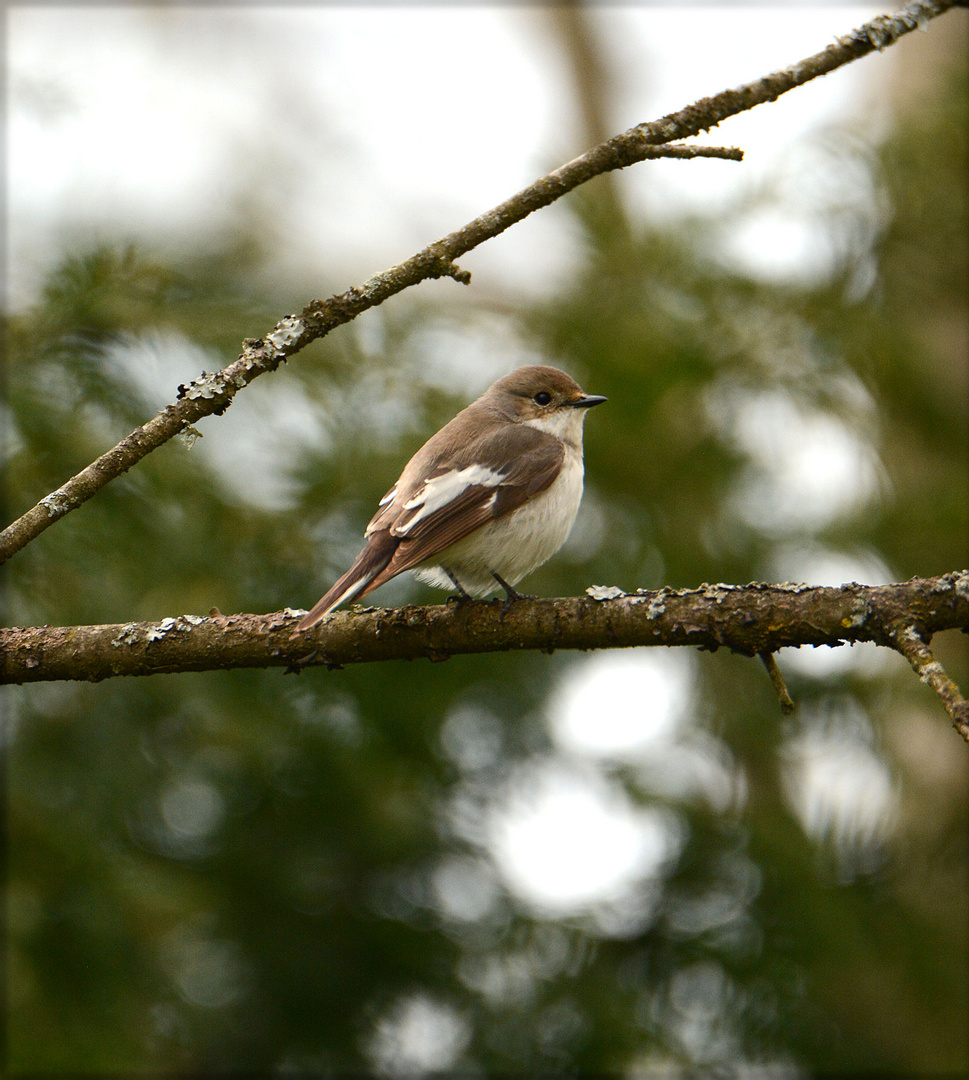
[5,573,968,737]
[0,0,959,566]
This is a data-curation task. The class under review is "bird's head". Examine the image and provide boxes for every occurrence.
[486,365,607,440]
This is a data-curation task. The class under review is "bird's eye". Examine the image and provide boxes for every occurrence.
[533,391,552,406]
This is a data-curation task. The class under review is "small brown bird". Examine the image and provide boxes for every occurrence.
[297,365,606,630]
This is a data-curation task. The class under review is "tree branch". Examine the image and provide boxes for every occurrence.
[0,0,959,566]
[889,624,969,742]
[4,573,967,723]
[759,651,797,715]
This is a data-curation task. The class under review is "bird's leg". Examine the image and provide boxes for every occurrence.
[444,568,474,605]
[493,572,533,613]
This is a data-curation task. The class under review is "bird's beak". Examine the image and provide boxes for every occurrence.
[569,394,608,409]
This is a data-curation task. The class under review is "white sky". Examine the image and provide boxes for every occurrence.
[8,4,888,308]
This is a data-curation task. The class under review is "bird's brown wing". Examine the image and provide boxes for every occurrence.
[367,424,565,586]
[297,424,563,629]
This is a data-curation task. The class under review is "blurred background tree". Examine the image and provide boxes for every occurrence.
[5,7,967,1075]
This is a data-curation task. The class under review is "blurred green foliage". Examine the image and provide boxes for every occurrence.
[5,40,967,1079]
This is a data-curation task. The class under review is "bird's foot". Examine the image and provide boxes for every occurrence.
[493,572,533,614]
[445,568,474,606]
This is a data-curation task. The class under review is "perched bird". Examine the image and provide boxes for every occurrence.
[296,365,606,630]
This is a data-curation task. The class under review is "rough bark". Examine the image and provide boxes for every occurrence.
[4,572,966,687]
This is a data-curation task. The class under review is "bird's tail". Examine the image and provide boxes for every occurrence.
[296,532,398,631]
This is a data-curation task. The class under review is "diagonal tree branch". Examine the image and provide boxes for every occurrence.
[889,623,969,741]
[0,0,960,566]
[4,574,968,738]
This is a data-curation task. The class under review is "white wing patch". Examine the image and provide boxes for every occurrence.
[395,464,504,535]
[378,485,397,507]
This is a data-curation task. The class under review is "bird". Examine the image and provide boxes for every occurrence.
[296,365,606,630]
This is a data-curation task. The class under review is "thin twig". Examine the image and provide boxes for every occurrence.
[890,624,969,744]
[0,0,960,566]
[759,652,796,715]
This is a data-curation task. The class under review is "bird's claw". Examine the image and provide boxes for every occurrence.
[493,572,533,614]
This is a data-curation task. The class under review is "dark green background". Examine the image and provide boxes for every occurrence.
[5,18,967,1076]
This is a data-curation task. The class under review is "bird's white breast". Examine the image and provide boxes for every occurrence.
[413,445,585,595]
